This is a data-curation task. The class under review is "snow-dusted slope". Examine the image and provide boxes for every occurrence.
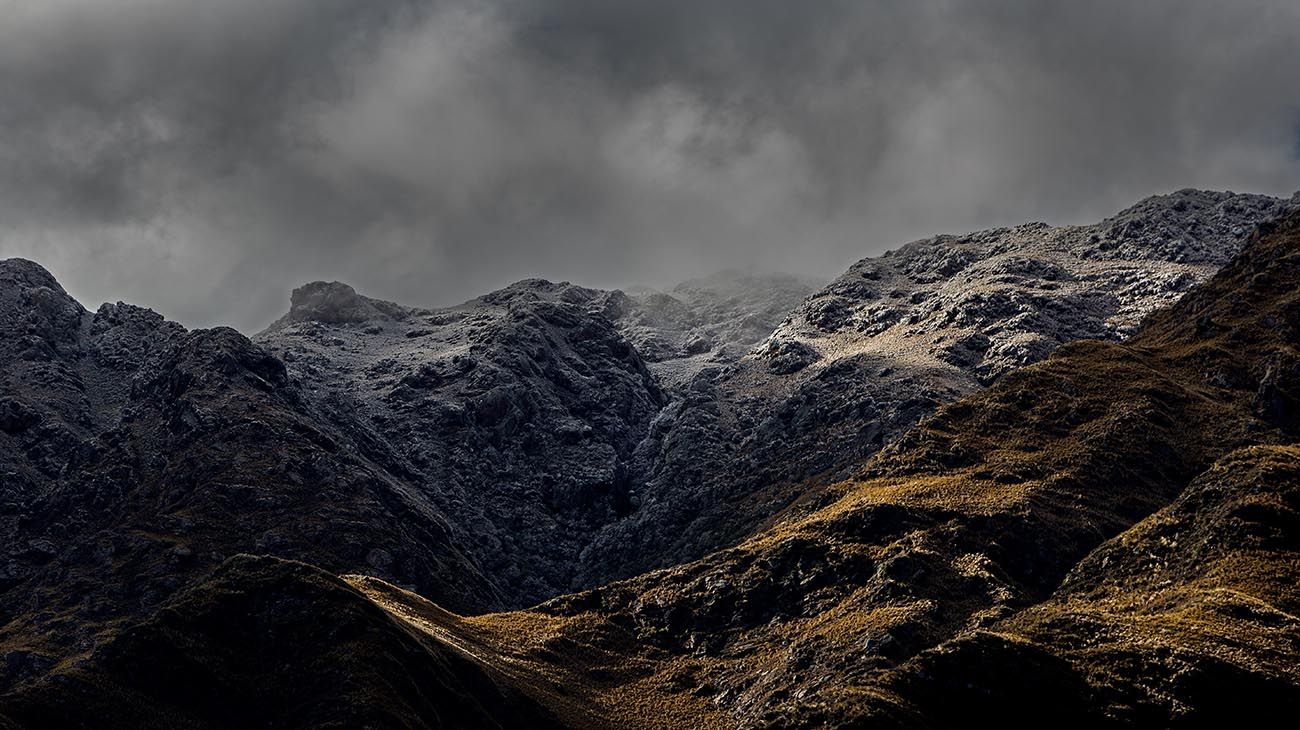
[252,271,816,604]
[258,279,666,605]
[764,189,1285,384]
[612,271,821,390]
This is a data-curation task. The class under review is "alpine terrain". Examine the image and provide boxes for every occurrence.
[0,190,1298,728]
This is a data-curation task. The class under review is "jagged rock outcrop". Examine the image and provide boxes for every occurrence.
[275,280,410,325]
[252,271,816,605]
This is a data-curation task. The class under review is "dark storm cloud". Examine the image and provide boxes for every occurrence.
[1,0,1298,331]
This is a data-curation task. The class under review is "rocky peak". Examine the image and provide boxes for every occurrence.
[132,327,292,403]
[0,258,86,357]
[283,281,381,325]
[0,258,68,292]
[771,188,1293,379]
[273,280,423,330]
[479,278,599,303]
[1091,188,1288,266]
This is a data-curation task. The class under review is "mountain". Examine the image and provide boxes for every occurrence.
[0,260,814,696]
[0,260,498,689]
[258,277,668,608]
[240,191,1300,608]
[252,272,818,607]
[6,203,1300,728]
[577,190,1293,587]
[247,192,1288,605]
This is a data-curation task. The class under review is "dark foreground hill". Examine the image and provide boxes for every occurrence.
[5,209,1300,726]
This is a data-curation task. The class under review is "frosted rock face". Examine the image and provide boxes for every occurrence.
[253,272,817,605]
[612,272,821,389]
[794,190,1287,378]
[257,279,671,605]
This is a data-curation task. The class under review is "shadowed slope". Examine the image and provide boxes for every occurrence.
[999,444,1300,726]
[0,266,497,689]
[3,556,562,730]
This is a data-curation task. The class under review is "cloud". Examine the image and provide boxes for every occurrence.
[0,0,1298,331]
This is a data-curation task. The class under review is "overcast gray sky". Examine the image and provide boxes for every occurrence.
[1,0,1299,331]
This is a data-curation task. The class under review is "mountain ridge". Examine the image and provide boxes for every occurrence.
[5,201,1299,727]
[1,189,1299,727]
[576,189,1296,588]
